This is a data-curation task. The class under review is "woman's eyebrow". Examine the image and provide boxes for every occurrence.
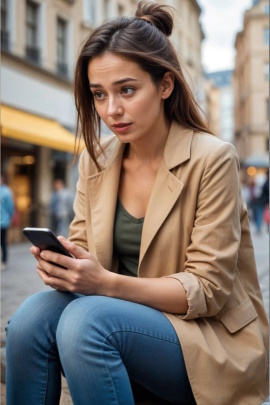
[89,77,139,88]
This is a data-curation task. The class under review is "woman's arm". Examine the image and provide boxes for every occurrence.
[33,238,188,314]
[103,271,189,314]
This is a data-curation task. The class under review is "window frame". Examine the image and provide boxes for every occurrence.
[25,0,40,63]
[56,16,68,77]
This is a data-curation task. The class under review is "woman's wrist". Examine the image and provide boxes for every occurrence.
[98,269,118,297]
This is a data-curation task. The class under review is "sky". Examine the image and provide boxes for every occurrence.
[198,0,253,73]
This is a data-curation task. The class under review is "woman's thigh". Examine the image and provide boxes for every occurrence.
[6,290,80,358]
[56,296,195,404]
[6,290,81,405]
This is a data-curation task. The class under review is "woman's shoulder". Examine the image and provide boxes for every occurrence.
[170,121,237,159]
[191,130,238,164]
[192,130,234,151]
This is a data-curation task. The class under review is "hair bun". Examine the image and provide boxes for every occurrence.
[135,1,174,37]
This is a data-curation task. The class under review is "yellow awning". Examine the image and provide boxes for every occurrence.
[1,104,84,153]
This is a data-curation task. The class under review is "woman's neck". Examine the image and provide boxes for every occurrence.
[127,119,170,164]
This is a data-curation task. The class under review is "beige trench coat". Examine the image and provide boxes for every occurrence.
[69,121,269,405]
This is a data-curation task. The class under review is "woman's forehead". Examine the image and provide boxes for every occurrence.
[87,53,146,83]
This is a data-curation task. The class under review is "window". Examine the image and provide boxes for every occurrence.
[1,0,9,50]
[26,0,40,63]
[57,18,68,77]
[264,27,269,46]
[83,0,96,25]
[265,62,269,81]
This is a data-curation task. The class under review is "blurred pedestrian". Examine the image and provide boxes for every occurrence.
[1,174,14,270]
[50,179,74,238]
[261,170,269,231]
[250,176,269,235]
[5,2,268,405]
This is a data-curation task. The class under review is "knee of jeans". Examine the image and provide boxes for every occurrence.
[56,296,121,355]
[6,293,42,346]
[6,291,60,349]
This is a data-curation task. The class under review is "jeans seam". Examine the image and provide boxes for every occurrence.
[42,339,57,405]
[101,338,123,405]
[100,329,180,405]
[105,328,180,346]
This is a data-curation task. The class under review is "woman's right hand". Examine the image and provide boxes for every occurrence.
[30,246,41,262]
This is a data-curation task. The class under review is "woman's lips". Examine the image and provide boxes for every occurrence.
[112,123,132,133]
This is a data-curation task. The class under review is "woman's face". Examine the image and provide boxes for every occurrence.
[87,53,173,144]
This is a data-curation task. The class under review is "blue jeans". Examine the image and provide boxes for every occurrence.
[6,291,195,405]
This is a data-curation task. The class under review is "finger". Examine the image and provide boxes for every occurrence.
[30,246,40,256]
[40,249,75,270]
[37,256,69,278]
[37,269,69,291]
[58,236,90,260]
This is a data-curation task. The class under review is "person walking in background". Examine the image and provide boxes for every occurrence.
[250,173,268,234]
[50,179,74,238]
[1,174,14,270]
[261,170,269,231]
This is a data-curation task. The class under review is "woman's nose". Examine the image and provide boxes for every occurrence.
[107,96,124,117]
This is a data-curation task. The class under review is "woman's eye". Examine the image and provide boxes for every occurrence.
[121,87,134,95]
[93,91,105,100]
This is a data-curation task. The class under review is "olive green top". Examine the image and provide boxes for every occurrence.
[113,198,144,277]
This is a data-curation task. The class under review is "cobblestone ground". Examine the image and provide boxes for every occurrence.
[1,223,269,404]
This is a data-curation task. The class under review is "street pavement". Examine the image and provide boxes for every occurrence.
[0,222,269,404]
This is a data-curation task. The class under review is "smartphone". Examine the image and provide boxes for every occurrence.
[23,227,73,268]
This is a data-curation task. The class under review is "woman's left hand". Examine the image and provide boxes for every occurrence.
[36,236,109,295]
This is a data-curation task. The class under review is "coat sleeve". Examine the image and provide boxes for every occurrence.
[166,142,242,319]
[68,149,89,251]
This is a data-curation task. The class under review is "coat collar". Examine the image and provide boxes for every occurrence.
[163,121,193,169]
[87,121,194,270]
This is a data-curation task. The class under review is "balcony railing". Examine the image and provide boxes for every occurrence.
[57,62,68,78]
[1,30,9,51]
[26,46,40,64]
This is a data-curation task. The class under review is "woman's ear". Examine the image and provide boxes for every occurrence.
[161,72,175,99]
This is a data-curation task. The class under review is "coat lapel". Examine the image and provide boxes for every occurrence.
[139,122,194,267]
[87,138,124,270]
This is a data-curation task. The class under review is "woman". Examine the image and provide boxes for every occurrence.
[6,2,269,404]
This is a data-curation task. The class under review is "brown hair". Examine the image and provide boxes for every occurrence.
[74,1,211,169]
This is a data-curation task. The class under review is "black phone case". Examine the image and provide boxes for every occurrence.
[23,228,72,268]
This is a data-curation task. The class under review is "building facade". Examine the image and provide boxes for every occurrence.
[1,0,87,240]
[205,70,234,143]
[158,0,204,104]
[234,0,269,170]
[1,0,203,241]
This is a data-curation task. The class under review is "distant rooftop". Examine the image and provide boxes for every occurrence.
[206,70,233,88]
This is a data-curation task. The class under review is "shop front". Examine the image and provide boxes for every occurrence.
[1,104,82,242]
